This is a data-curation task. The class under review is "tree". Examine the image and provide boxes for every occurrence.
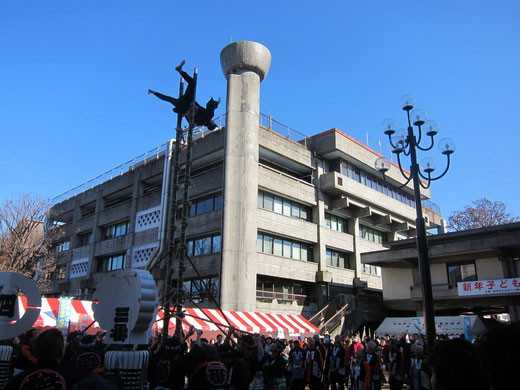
[448,198,519,231]
[0,193,60,289]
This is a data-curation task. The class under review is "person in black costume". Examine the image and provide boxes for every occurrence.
[148,60,220,130]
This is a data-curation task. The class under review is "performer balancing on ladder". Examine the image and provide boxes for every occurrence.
[148,60,220,130]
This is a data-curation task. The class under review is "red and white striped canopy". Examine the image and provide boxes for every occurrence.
[16,297,318,336]
[17,296,98,330]
[156,308,318,336]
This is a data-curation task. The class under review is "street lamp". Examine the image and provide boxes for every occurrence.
[375,95,455,355]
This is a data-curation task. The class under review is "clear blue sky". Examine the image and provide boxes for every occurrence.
[1,1,519,220]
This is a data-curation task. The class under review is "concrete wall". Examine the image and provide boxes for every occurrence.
[259,165,316,205]
[382,268,414,300]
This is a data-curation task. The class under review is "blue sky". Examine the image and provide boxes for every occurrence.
[1,1,519,220]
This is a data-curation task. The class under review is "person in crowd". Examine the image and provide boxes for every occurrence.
[6,329,92,389]
[386,338,405,390]
[478,322,520,390]
[350,348,365,390]
[288,337,305,390]
[13,329,38,374]
[430,338,488,390]
[328,335,347,390]
[262,340,286,389]
[305,337,324,390]
[409,344,429,390]
[359,340,383,390]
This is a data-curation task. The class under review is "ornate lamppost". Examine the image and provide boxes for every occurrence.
[374,95,455,354]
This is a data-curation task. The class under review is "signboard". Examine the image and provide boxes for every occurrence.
[457,278,520,296]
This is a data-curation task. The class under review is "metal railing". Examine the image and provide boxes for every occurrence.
[52,143,168,205]
[256,290,311,305]
[51,113,310,205]
[259,114,310,147]
[422,199,441,214]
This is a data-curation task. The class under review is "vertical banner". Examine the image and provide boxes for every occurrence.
[412,317,424,335]
[463,316,473,342]
[57,297,73,337]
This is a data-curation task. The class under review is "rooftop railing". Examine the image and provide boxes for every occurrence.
[259,114,310,147]
[51,143,168,205]
[51,114,310,205]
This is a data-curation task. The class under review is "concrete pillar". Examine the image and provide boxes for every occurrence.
[349,218,362,278]
[219,41,271,311]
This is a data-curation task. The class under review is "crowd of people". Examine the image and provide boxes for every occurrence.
[2,322,518,390]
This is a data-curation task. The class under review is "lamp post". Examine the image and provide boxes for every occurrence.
[375,95,455,355]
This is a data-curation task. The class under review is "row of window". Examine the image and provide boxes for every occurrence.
[257,233,312,262]
[187,234,221,257]
[325,213,348,233]
[360,224,387,244]
[258,191,310,221]
[340,161,416,208]
[326,249,352,269]
[190,193,222,217]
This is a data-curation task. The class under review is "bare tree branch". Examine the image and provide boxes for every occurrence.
[0,193,62,290]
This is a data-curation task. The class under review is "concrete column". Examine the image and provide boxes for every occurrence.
[87,191,104,278]
[349,218,362,278]
[219,41,271,311]
[127,172,142,267]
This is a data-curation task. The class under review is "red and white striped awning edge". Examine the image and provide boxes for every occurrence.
[155,308,318,335]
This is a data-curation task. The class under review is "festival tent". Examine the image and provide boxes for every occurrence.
[375,316,488,338]
[16,296,101,334]
[16,297,318,338]
[155,307,318,338]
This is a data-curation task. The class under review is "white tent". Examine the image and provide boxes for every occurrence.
[375,315,488,338]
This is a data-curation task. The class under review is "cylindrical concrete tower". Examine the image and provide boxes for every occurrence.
[219,41,271,311]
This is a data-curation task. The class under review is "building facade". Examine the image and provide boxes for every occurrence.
[46,41,443,320]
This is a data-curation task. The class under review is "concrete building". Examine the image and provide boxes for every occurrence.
[362,222,520,322]
[46,41,443,327]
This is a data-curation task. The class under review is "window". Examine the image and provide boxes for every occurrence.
[257,233,312,262]
[274,197,283,214]
[362,264,381,276]
[190,193,222,217]
[98,254,126,272]
[77,232,92,247]
[258,190,311,221]
[359,224,387,244]
[326,249,351,269]
[183,277,220,301]
[186,234,221,257]
[56,241,70,253]
[103,221,129,240]
[55,265,66,279]
[447,262,477,284]
[325,213,348,233]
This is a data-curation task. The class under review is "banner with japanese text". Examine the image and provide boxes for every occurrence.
[457,278,520,296]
